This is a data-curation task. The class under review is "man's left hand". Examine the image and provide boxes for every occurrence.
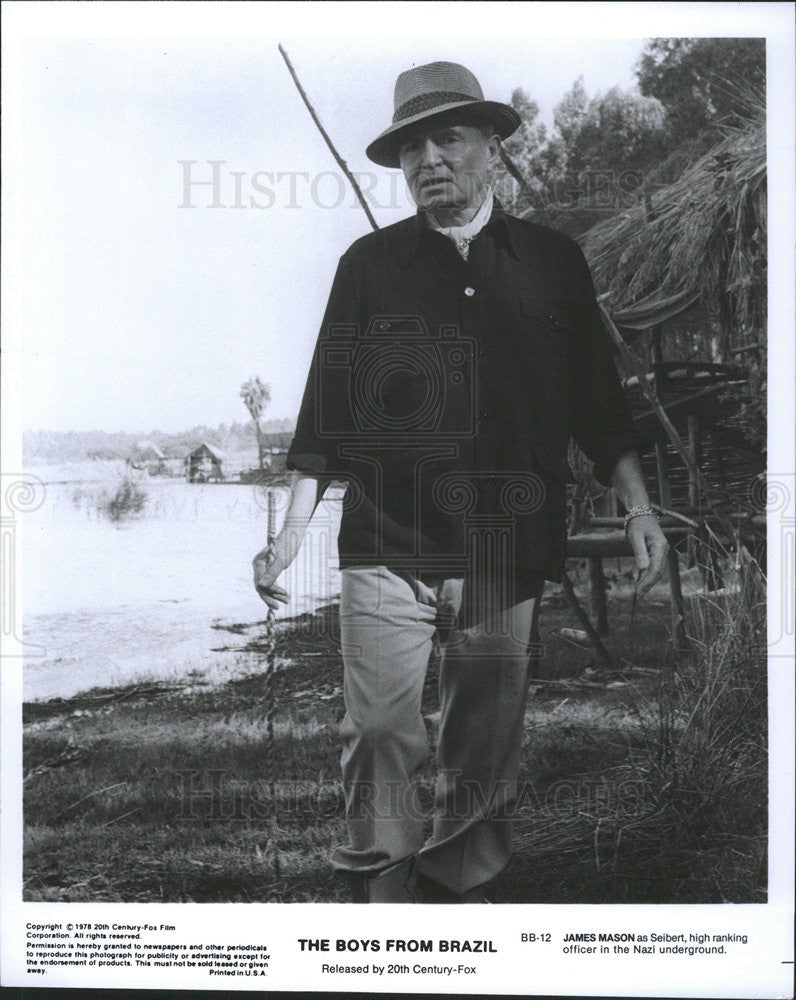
[626,515,668,595]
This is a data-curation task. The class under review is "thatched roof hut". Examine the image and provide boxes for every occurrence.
[567,101,768,516]
[260,430,293,453]
[581,108,766,359]
[131,440,166,462]
[185,442,227,483]
[128,439,167,475]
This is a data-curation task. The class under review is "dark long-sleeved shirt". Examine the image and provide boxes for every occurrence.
[287,201,641,585]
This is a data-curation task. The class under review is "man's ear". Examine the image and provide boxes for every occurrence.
[486,133,501,164]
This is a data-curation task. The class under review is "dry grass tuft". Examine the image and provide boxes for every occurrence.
[504,539,767,903]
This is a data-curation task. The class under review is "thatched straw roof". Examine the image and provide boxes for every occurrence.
[132,439,165,460]
[185,441,227,463]
[581,107,766,352]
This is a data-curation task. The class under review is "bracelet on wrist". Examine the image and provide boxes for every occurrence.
[623,505,658,533]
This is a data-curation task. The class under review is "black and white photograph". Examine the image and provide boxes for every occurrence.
[1,2,793,995]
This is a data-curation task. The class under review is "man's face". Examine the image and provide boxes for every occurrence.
[398,121,497,216]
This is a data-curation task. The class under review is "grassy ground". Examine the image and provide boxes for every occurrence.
[23,568,767,904]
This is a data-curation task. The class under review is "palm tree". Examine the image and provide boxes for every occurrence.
[240,377,272,469]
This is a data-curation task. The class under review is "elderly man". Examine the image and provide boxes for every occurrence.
[253,62,667,902]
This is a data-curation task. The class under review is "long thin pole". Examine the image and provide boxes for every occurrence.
[278,44,380,232]
[264,488,280,878]
[498,145,540,209]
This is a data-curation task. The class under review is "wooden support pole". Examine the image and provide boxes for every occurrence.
[686,414,701,510]
[587,557,609,636]
[586,490,615,634]
[666,544,688,651]
[686,413,700,568]
[560,573,615,668]
[653,397,689,651]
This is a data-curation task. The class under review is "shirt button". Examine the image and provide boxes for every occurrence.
[464,286,476,297]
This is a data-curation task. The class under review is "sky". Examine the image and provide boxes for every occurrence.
[3,2,787,434]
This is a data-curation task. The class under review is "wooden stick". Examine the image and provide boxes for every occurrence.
[267,489,276,548]
[498,145,539,208]
[264,487,281,877]
[278,44,380,232]
[567,528,688,557]
[588,516,694,529]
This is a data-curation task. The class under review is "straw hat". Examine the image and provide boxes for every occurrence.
[366,61,521,168]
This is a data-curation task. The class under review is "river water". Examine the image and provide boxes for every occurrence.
[21,469,343,701]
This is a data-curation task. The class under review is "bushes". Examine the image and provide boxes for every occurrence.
[100,478,148,522]
[71,477,149,524]
[71,477,149,522]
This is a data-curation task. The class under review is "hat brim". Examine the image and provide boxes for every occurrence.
[365,100,521,168]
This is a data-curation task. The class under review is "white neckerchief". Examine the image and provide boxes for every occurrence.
[428,187,494,260]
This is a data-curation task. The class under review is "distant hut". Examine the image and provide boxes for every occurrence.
[261,430,292,469]
[239,431,293,483]
[128,439,166,475]
[185,442,226,483]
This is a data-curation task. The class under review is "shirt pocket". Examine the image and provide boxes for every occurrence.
[517,296,571,374]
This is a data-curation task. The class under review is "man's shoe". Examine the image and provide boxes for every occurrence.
[347,857,415,903]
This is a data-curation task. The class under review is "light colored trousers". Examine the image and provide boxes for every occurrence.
[331,564,539,895]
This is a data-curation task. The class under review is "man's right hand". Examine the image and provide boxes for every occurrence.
[252,473,320,610]
[252,535,293,610]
